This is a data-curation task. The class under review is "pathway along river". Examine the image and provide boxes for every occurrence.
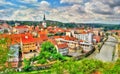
[94,36,118,62]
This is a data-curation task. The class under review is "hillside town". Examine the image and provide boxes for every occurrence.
[0,15,106,69]
[0,0,120,73]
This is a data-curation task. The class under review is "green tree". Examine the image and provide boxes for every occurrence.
[0,38,9,71]
[23,59,31,71]
[31,41,65,64]
[41,41,57,54]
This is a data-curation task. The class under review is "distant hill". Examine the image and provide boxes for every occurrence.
[0,20,120,30]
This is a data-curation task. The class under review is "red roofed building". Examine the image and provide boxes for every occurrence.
[13,25,29,34]
[10,34,21,45]
[48,27,65,34]
[21,34,38,53]
[1,22,11,29]
[55,28,65,33]
[38,30,48,41]
[21,34,41,60]
[35,26,40,32]
[48,39,57,45]
[53,36,61,39]
[47,26,53,30]
[110,30,120,36]
[63,36,77,41]
[93,36,101,43]
[55,43,69,55]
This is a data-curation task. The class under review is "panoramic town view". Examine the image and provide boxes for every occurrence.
[0,0,120,74]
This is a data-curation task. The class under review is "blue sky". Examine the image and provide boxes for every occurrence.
[0,0,120,24]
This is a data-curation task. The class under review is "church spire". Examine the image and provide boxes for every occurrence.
[43,14,46,21]
[42,14,47,28]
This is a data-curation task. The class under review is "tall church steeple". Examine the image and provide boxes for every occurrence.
[43,14,46,21]
[42,14,46,28]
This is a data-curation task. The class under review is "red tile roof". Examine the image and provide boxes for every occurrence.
[57,43,68,49]
[34,37,43,43]
[111,30,120,33]
[21,34,35,44]
[79,40,83,42]
[55,28,65,32]
[21,33,44,44]
[15,25,28,29]
[81,31,87,34]
[48,39,57,45]
[93,36,101,43]
[48,27,65,34]
[0,33,44,45]
[2,23,10,28]
[38,30,48,41]
[53,36,61,39]
[63,36,77,41]
[47,26,53,30]
[35,26,40,31]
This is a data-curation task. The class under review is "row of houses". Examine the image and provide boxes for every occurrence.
[0,22,104,68]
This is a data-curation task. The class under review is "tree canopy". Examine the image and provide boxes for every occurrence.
[35,41,65,64]
[0,38,9,71]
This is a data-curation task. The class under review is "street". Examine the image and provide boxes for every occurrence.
[94,36,117,62]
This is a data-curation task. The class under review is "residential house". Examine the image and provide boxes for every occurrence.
[21,34,40,60]
[92,28,104,36]
[38,30,48,41]
[13,25,29,34]
[56,43,69,55]
[73,31,93,44]
[7,44,20,68]
[0,23,11,34]
[93,36,101,43]
[79,42,93,53]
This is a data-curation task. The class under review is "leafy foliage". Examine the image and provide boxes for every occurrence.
[41,41,57,54]
[23,59,31,71]
[16,58,120,74]
[0,38,9,71]
[31,41,65,64]
[45,59,120,74]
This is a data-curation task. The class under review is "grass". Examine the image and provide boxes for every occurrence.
[14,58,120,74]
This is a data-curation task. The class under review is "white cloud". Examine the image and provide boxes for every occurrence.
[19,0,37,3]
[60,0,83,4]
[39,1,50,7]
[0,0,120,24]
[0,0,15,6]
[85,1,112,15]
[114,6,120,14]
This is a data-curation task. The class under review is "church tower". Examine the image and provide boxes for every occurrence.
[42,14,47,28]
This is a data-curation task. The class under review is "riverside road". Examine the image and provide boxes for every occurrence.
[94,36,118,62]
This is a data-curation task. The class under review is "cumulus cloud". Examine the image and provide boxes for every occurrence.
[0,8,15,20]
[0,0,15,6]
[60,0,83,4]
[39,1,50,7]
[100,0,120,7]
[0,0,120,23]
[85,1,113,15]
[20,0,38,3]
[114,6,120,14]
[10,9,42,21]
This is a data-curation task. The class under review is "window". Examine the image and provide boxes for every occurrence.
[30,50,32,52]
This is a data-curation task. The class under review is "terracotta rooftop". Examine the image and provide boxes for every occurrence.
[21,34,34,44]
[93,36,101,42]
[15,25,28,29]
[48,39,57,45]
[63,36,77,41]
[57,43,68,49]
